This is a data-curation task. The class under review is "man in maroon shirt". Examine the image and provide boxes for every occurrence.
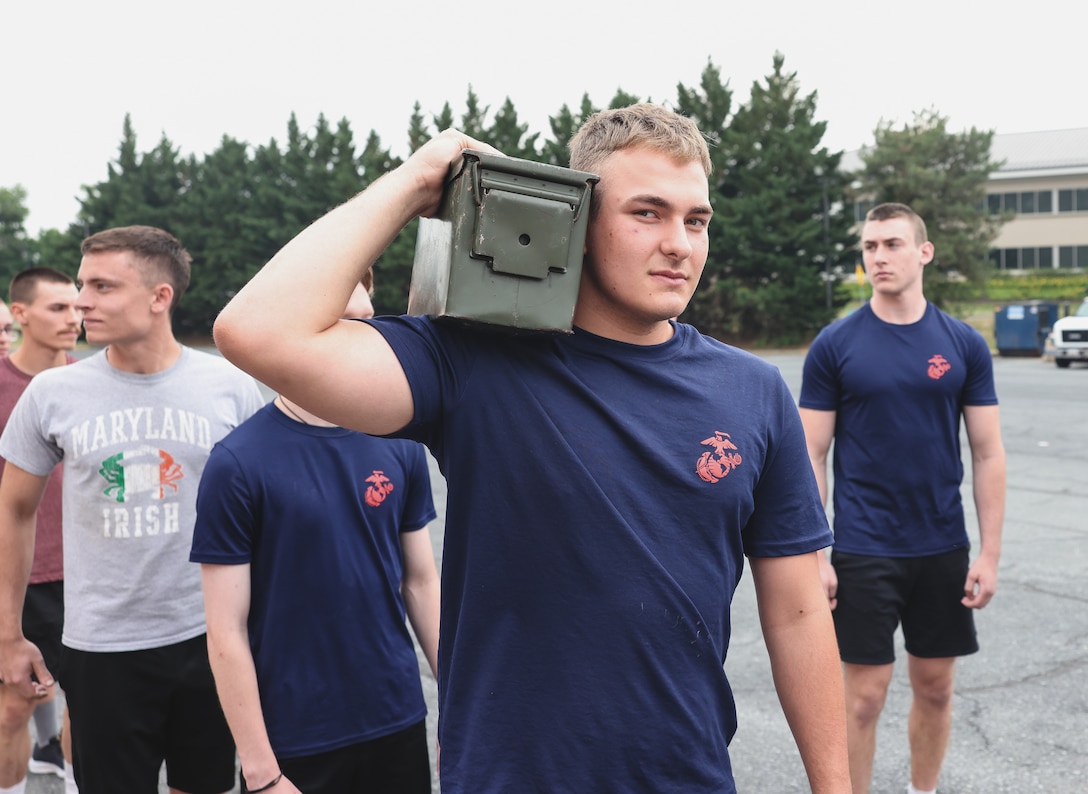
[0,268,81,793]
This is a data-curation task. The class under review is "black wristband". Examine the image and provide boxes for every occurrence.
[248,772,283,793]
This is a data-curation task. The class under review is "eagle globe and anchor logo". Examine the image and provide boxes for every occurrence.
[696,430,743,484]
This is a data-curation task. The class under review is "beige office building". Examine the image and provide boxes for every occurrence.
[985,127,1088,271]
[846,127,1088,271]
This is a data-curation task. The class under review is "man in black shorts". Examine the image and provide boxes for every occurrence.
[799,203,1006,794]
[0,229,263,793]
[193,274,440,794]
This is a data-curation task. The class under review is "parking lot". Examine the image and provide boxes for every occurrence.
[28,350,1088,793]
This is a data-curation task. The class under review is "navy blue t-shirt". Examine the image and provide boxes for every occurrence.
[191,403,436,758]
[370,316,832,794]
[799,302,998,556]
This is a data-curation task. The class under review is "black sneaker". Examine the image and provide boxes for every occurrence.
[28,734,65,778]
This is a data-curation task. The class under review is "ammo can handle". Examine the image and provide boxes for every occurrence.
[460,150,597,222]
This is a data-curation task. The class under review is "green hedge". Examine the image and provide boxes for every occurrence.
[979,272,1088,302]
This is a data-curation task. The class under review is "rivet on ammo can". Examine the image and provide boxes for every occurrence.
[408,149,599,333]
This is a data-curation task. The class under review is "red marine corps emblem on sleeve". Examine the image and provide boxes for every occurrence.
[696,431,743,483]
[927,354,951,380]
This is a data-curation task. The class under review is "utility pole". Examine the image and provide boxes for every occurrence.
[821,171,832,310]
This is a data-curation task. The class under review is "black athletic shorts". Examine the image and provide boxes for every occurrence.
[248,720,431,794]
[59,633,236,794]
[831,548,979,665]
[22,579,64,676]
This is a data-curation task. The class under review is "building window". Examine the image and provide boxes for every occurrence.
[987,189,1055,214]
[1060,188,1088,212]
[1056,246,1088,268]
[992,246,1076,270]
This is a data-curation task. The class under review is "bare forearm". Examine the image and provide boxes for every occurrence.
[964,404,1005,562]
[260,168,424,310]
[403,578,440,679]
[752,554,850,792]
[213,130,491,390]
[972,453,1006,561]
[212,130,496,433]
[213,168,422,381]
[0,511,37,637]
[798,408,834,509]
[764,611,851,791]
[810,451,830,508]
[400,528,441,678]
[207,628,281,785]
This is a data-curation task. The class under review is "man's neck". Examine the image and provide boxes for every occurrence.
[572,302,676,345]
[103,334,183,374]
[869,292,928,325]
[8,343,70,376]
[275,396,338,428]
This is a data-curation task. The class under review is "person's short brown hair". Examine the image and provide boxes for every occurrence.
[568,103,712,178]
[865,202,928,245]
[9,267,74,306]
[81,226,192,312]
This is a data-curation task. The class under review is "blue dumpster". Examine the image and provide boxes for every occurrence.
[994,301,1060,356]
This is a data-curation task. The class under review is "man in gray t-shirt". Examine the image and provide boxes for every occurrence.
[0,226,262,794]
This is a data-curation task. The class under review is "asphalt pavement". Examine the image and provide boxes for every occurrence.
[27,350,1088,792]
[726,351,1088,793]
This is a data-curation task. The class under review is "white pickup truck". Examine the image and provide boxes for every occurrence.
[1047,298,1088,368]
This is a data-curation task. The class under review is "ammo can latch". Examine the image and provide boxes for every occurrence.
[468,155,594,280]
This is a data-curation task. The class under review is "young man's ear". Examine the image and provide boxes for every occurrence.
[150,283,175,314]
[920,241,936,266]
[10,303,28,324]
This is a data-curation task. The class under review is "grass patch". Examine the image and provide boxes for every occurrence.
[954,302,997,349]
[965,272,1087,351]
[839,272,1088,353]
[976,271,1088,302]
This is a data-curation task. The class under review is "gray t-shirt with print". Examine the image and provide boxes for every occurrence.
[0,347,263,652]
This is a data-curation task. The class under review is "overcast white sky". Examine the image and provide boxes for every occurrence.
[4,0,1082,235]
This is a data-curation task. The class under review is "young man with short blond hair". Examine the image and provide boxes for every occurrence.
[214,104,851,793]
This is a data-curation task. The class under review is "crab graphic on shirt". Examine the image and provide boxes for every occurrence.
[99,445,184,502]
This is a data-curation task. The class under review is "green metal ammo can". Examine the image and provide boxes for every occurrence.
[408,149,599,333]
